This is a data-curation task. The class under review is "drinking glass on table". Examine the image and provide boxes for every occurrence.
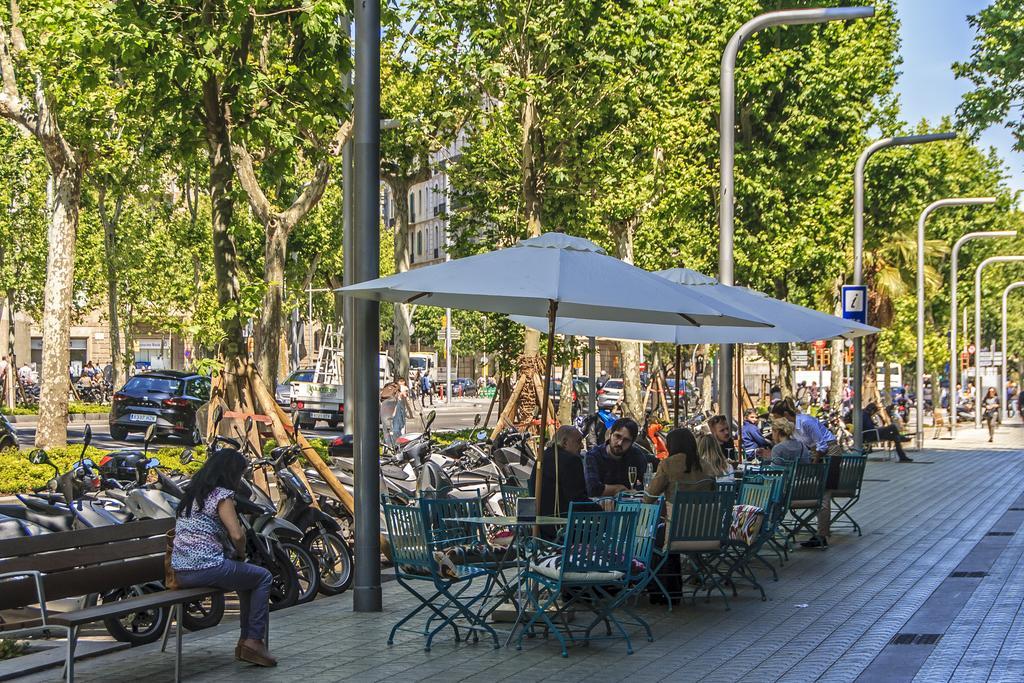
[628,466,638,490]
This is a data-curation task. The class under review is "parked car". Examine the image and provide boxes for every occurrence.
[451,378,477,397]
[277,368,315,406]
[109,371,211,444]
[597,378,624,409]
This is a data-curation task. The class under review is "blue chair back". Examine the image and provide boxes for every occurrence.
[616,499,662,571]
[418,495,487,549]
[832,454,867,496]
[739,474,783,511]
[790,462,827,504]
[383,503,434,574]
[666,489,734,547]
[499,485,529,516]
[558,509,638,581]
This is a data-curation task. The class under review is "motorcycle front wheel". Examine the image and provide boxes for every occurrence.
[282,541,320,605]
[304,529,354,596]
[99,585,169,645]
[266,543,300,611]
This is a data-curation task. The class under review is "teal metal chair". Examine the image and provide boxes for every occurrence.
[616,497,664,602]
[499,485,530,516]
[829,454,868,536]
[783,461,828,545]
[516,507,641,657]
[761,462,796,561]
[654,488,735,610]
[720,475,785,599]
[383,503,499,651]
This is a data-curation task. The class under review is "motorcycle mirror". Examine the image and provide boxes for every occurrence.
[244,415,254,434]
[212,404,224,432]
[424,410,436,430]
[28,448,50,465]
[180,448,194,465]
[472,413,481,428]
[79,424,92,466]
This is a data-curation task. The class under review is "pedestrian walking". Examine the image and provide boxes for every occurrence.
[420,371,433,408]
[981,387,1000,443]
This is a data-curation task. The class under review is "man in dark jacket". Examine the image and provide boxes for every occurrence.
[528,426,595,538]
[583,417,652,497]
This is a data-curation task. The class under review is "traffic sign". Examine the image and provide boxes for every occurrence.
[841,285,868,324]
[978,351,1004,367]
[437,328,461,340]
[968,344,976,354]
[791,350,811,368]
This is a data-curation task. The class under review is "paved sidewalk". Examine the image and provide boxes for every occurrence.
[17,425,1024,683]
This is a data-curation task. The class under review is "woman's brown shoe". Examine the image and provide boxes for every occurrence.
[239,644,277,667]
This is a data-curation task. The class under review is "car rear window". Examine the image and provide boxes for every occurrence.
[604,380,623,390]
[124,376,183,395]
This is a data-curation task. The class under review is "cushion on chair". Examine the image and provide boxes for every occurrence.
[790,499,820,508]
[728,504,764,545]
[667,540,721,552]
[529,555,624,582]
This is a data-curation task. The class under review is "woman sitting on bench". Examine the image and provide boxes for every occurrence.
[171,448,277,667]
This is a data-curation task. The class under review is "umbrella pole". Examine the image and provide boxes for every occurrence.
[674,345,682,428]
[534,300,558,536]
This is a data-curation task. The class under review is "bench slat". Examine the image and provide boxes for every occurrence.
[0,518,173,558]
[47,587,220,627]
[0,536,166,574]
[0,556,164,610]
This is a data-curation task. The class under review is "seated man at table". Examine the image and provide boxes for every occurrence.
[709,414,740,462]
[741,408,772,461]
[584,417,652,497]
[529,426,597,539]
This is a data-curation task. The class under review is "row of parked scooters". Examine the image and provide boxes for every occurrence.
[0,407,354,646]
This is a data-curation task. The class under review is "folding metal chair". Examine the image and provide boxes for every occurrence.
[653,488,735,610]
[828,453,867,536]
[759,463,795,562]
[719,475,785,599]
[616,498,664,606]
[499,485,530,516]
[516,508,640,657]
[383,503,499,651]
[783,461,827,545]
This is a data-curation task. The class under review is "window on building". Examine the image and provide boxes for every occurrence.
[31,337,88,375]
[408,192,415,223]
[416,230,423,256]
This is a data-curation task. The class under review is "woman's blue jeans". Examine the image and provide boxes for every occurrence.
[177,559,272,641]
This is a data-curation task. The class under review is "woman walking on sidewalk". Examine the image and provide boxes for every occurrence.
[982,387,1000,443]
[171,449,276,667]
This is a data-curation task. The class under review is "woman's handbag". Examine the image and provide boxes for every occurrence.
[164,529,180,590]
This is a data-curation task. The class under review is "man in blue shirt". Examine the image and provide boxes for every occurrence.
[741,408,771,460]
[584,417,651,497]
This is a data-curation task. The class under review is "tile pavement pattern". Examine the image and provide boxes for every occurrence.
[18,427,1024,683]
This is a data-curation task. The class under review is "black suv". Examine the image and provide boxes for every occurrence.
[109,371,211,444]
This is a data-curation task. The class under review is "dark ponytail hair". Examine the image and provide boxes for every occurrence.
[177,448,247,518]
[667,428,701,474]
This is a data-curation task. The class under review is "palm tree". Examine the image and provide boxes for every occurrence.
[862,225,948,405]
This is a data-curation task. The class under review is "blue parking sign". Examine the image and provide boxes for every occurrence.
[841,285,868,324]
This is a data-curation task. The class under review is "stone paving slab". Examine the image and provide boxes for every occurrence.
[13,425,1024,683]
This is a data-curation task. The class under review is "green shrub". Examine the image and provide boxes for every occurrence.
[0,639,27,660]
[0,402,109,415]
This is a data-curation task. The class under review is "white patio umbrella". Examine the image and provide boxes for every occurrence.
[510,267,879,344]
[512,267,878,428]
[338,234,771,518]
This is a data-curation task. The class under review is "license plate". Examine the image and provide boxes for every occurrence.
[129,413,157,423]
[311,412,333,420]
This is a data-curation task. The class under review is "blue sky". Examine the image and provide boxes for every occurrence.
[896,0,1022,194]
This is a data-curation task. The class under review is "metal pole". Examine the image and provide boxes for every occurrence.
[915,198,996,450]
[974,255,1024,430]
[352,0,382,613]
[852,132,956,452]
[588,337,597,414]
[341,14,355,438]
[444,308,452,404]
[1002,282,1024,421]
[949,230,1015,437]
[720,6,875,426]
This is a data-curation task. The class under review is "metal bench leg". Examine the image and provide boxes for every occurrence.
[65,625,77,683]
[175,603,184,683]
[161,604,175,653]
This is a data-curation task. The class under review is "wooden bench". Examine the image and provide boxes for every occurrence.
[0,518,219,682]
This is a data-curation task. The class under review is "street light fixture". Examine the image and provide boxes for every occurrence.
[973,255,1024,430]
[719,5,875,424]
[915,198,996,451]
[948,229,1016,438]
[1002,281,1024,421]
[850,132,956,452]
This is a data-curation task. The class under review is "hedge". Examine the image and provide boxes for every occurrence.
[1,402,110,415]
[0,445,204,495]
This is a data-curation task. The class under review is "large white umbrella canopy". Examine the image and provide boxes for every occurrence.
[338,234,771,328]
[511,267,878,343]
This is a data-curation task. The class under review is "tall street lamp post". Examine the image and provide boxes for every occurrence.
[352,0,382,613]
[851,132,955,453]
[949,230,1016,438]
[915,198,995,451]
[974,255,1024,430]
[719,5,874,425]
[1002,281,1024,422]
